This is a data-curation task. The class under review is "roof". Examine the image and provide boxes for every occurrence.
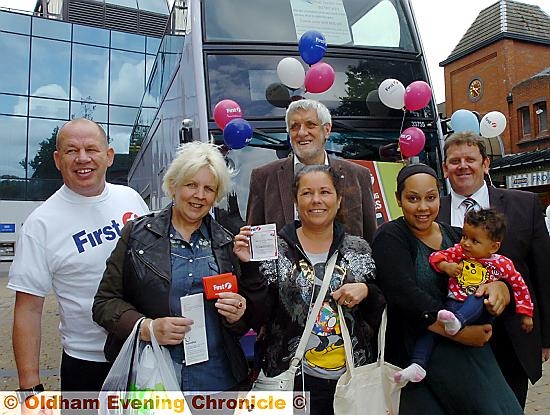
[514,66,550,88]
[440,0,550,66]
[490,148,550,171]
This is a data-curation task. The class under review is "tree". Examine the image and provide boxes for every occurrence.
[21,127,61,180]
[334,63,378,116]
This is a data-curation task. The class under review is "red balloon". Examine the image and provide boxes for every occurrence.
[404,81,432,111]
[214,99,242,129]
[399,127,426,158]
[304,62,335,94]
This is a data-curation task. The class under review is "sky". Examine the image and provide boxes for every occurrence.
[0,0,548,104]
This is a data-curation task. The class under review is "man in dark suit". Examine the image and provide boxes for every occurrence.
[246,99,377,243]
[437,131,550,407]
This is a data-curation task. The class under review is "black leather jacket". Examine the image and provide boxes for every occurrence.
[93,205,266,383]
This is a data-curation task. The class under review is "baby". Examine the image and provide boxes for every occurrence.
[395,208,533,383]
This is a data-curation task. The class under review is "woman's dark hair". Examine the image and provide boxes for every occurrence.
[293,164,345,223]
[293,164,341,199]
[396,163,439,197]
[464,208,506,242]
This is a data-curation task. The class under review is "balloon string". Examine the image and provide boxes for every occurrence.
[399,109,406,163]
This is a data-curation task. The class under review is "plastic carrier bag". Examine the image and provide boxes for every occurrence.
[99,318,191,415]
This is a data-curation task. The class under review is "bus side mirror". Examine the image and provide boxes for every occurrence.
[179,118,194,144]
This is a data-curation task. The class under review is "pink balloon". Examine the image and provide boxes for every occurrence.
[404,81,432,111]
[399,127,426,158]
[304,62,335,94]
[214,99,242,129]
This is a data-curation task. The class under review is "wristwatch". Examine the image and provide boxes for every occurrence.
[16,383,44,403]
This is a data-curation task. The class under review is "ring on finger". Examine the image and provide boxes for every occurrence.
[343,299,350,305]
[237,301,244,309]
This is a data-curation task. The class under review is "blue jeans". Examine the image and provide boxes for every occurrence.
[411,296,493,368]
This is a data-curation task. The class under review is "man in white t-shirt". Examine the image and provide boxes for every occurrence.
[8,119,149,397]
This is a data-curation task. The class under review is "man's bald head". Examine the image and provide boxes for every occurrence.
[56,119,108,150]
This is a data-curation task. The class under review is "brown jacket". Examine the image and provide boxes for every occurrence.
[246,155,378,244]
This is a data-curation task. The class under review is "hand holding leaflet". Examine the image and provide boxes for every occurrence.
[249,224,278,261]
[180,293,209,365]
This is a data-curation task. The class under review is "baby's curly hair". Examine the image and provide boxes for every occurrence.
[464,208,506,242]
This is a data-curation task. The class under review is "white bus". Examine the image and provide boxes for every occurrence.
[128,0,445,231]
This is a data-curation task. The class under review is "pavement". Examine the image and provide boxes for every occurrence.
[1,271,549,413]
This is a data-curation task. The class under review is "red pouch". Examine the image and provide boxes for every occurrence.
[202,273,238,300]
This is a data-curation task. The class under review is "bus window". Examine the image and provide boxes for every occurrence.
[203,0,415,51]
[206,54,435,119]
[352,0,401,47]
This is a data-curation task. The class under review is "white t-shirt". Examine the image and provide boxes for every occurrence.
[8,183,149,362]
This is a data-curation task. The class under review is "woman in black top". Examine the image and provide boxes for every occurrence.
[372,164,522,414]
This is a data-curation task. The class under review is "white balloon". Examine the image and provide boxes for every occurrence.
[277,57,305,90]
[378,78,405,110]
[480,111,507,138]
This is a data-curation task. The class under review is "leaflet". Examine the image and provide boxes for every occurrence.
[180,293,208,365]
[249,223,278,261]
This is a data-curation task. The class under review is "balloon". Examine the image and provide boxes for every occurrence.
[366,89,390,116]
[378,79,405,110]
[304,62,335,93]
[480,111,507,137]
[450,109,480,134]
[399,127,426,158]
[265,83,291,108]
[298,30,327,65]
[213,99,242,130]
[404,81,432,111]
[223,118,253,149]
[277,57,305,89]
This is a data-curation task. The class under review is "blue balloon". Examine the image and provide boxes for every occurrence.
[223,118,253,149]
[298,30,327,65]
[450,109,480,134]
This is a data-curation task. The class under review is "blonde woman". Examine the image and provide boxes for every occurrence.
[94,141,266,392]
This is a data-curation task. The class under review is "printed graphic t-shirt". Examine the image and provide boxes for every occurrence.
[303,251,346,380]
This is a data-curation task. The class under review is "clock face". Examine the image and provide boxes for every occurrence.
[468,79,482,102]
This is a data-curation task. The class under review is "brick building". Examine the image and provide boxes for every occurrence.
[440,0,550,203]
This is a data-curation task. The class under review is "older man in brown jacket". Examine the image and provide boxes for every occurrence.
[246,99,377,243]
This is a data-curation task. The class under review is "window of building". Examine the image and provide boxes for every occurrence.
[70,101,108,123]
[30,37,70,99]
[0,115,27,179]
[0,32,30,95]
[27,118,65,180]
[535,102,547,136]
[0,10,31,35]
[72,43,109,104]
[519,106,531,138]
[73,24,110,47]
[32,16,71,41]
[0,94,27,116]
[29,97,69,119]
[110,49,145,106]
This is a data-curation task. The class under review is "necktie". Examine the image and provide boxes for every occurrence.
[462,197,478,213]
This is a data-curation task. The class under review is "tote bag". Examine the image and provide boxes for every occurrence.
[333,307,407,415]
